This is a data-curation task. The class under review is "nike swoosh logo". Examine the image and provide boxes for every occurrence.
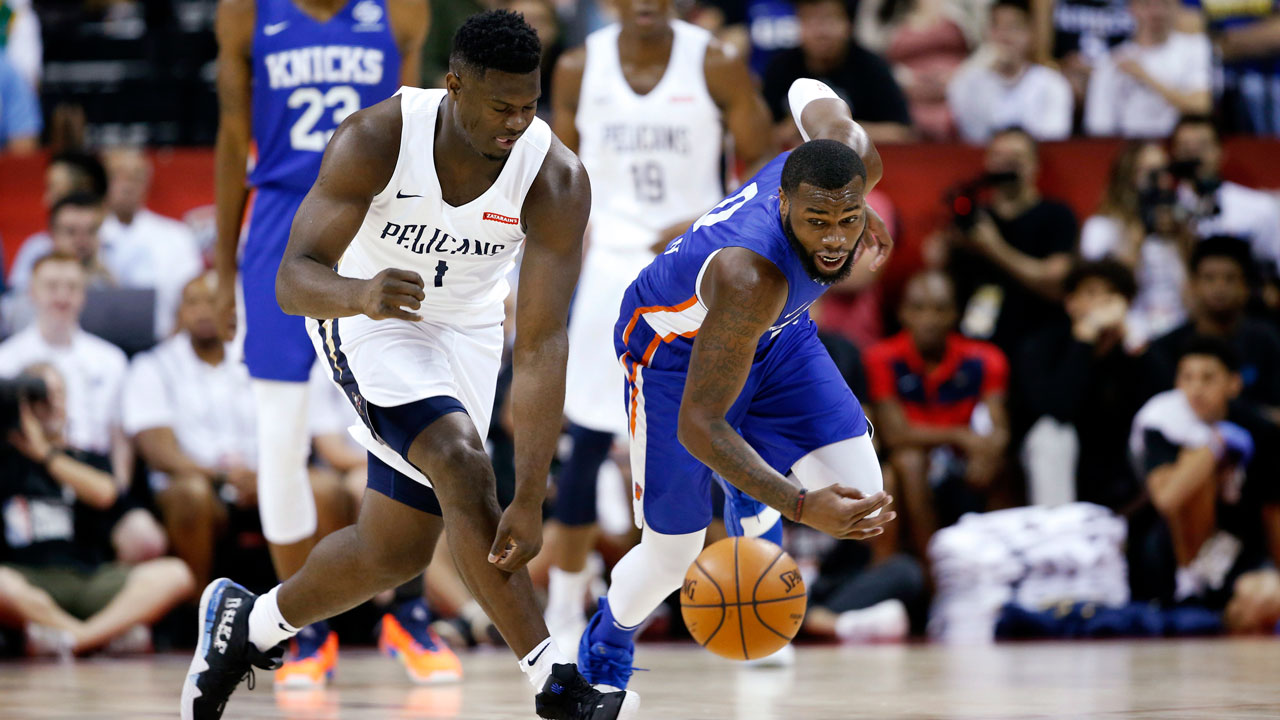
[278,623,292,632]
[526,643,549,667]
[396,190,423,199]
[264,21,289,36]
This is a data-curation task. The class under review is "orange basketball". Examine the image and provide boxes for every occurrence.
[681,537,808,661]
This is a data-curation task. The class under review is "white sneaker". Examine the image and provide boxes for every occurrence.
[25,623,75,660]
[106,624,152,655]
[742,642,796,669]
[834,599,910,643]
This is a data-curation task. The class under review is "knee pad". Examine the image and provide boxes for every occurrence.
[253,380,317,544]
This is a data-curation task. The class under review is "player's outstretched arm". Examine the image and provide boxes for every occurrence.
[679,249,895,540]
[487,139,591,572]
[276,98,426,322]
[213,0,255,334]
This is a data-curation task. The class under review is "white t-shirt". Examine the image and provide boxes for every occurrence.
[0,324,127,454]
[6,230,51,291]
[1084,32,1212,139]
[947,62,1074,144]
[98,208,203,338]
[121,334,257,473]
[1079,214,1187,346]
[1192,181,1280,275]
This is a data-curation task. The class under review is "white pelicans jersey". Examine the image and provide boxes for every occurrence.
[337,86,552,325]
[575,20,724,250]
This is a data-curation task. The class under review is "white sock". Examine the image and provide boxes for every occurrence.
[248,586,300,652]
[519,637,570,690]
[547,566,591,618]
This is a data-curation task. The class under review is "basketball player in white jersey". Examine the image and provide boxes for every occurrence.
[182,12,637,720]
[544,0,773,649]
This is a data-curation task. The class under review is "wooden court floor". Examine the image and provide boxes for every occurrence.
[3,640,1280,719]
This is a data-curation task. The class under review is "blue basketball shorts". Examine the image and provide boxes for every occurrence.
[242,186,314,382]
[623,321,868,535]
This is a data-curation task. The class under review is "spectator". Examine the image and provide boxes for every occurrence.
[1030,0,1133,103]
[1128,337,1280,631]
[7,152,109,290]
[1189,0,1280,136]
[1084,0,1211,138]
[122,274,354,587]
[3,193,114,331]
[863,271,1011,555]
[1080,141,1192,344]
[0,52,39,155]
[798,528,926,643]
[1145,237,1280,419]
[855,0,974,140]
[947,0,1073,145]
[99,147,203,338]
[0,254,128,474]
[698,0,801,78]
[0,0,41,90]
[1170,116,1280,276]
[1017,260,1152,510]
[500,0,564,122]
[762,0,915,145]
[933,127,1078,357]
[0,363,193,656]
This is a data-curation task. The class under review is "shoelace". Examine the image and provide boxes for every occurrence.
[211,667,256,715]
[589,646,647,679]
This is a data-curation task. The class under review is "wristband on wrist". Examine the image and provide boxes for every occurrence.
[793,488,807,523]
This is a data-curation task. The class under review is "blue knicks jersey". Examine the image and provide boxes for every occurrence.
[249,0,400,192]
[616,152,829,374]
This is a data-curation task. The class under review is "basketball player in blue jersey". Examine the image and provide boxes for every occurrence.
[210,0,445,688]
[183,12,636,720]
[576,79,898,689]
[542,0,773,652]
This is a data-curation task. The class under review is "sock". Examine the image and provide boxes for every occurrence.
[547,566,591,618]
[593,597,641,648]
[519,636,570,690]
[248,586,300,653]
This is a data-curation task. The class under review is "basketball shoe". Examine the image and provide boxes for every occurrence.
[378,598,463,684]
[181,578,284,720]
[535,662,640,720]
[274,621,338,688]
[577,598,636,691]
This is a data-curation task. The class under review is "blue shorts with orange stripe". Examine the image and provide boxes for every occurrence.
[619,318,867,535]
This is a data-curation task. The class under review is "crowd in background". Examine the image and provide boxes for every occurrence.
[1,0,1280,657]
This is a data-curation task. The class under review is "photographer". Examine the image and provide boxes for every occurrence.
[1080,141,1195,345]
[1170,116,1280,277]
[928,127,1078,358]
[0,364,193,656]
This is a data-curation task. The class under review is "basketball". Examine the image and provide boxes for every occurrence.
[681,537,808,661]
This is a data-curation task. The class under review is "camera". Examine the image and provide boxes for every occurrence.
[945,171,1020,232]
[0,375,49,432]
[1137,167,1185,235]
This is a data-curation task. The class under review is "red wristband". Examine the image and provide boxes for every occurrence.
[793,488,807,523]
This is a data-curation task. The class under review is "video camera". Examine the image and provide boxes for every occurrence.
[0,375,49,432]
[945,171,1020,232]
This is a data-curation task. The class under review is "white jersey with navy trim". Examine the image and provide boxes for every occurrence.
[338,87,552,325]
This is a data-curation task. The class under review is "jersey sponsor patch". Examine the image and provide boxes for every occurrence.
[483,211,519,225]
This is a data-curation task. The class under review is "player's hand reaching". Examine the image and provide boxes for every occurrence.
[488,498,544,572]
[854,206,894,272]
[798,485,895,540]
[360,268,425,321]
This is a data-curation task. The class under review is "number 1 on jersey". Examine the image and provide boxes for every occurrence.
[434,260,448,288]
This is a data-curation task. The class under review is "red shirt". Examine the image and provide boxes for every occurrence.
[863,331,1008,427]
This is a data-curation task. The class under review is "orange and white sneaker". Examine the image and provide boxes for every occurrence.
[274,622,338,689]
[379,599,463,685]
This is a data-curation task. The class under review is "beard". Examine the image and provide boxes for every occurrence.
[783,211,858,286]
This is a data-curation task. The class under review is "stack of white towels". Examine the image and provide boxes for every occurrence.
[927,503,1130,642]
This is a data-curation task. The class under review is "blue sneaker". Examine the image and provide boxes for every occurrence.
[577,599,636,691]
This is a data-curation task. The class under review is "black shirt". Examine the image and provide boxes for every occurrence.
[1145,319,1280,408]
[761,46,913,126]
[0,448,119,569]
[949,199,1078,357]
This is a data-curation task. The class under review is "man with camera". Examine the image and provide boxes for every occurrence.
[0,363,194,656]
[927,126,1078,358]
[1170,116,1280,277]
